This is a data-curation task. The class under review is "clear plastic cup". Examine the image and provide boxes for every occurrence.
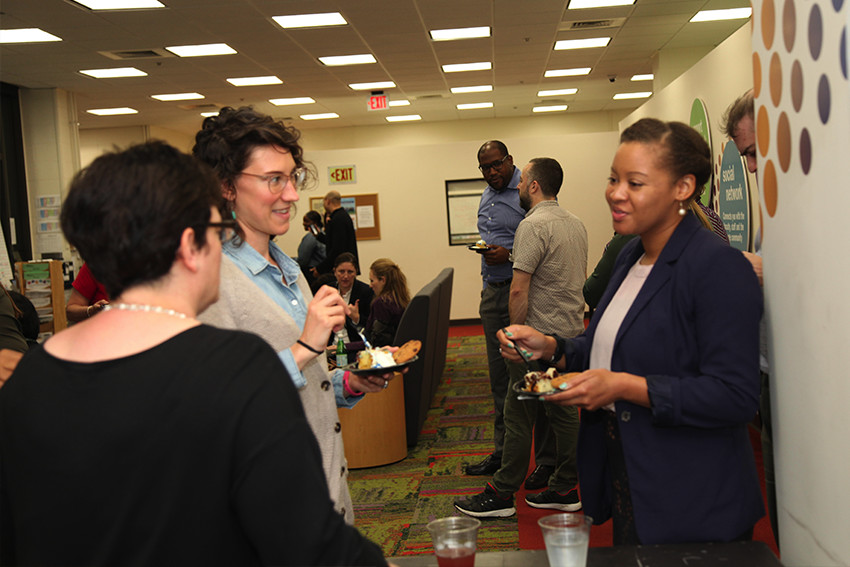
[426,516,481,567]
[537,512,593,567]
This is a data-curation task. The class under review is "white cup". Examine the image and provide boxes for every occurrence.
[538,512,593,567]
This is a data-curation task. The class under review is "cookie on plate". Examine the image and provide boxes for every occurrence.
[393,339,421,363]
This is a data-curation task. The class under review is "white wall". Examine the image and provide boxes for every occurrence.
[273,127,620,320]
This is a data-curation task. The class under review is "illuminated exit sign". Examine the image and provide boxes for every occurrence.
[368,94,388,110]
[328,165,356,185]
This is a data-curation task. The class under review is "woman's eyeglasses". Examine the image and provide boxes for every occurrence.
[240,168,306,193]
[206,219,238,243]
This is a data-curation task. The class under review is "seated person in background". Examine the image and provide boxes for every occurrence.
[365,258,410,347]
[8,290,40,349]
[66,262,109,322]
[0,141,389,566]
[0,286,29,387]
[296,210,326,289]
[327,252,374,348]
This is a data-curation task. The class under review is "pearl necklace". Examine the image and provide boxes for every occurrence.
[103,303,190,319]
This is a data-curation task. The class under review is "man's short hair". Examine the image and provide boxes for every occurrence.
[720,89,754,139]
[477,140,509,158]
[324,190,341,204]
[527,157,563,197]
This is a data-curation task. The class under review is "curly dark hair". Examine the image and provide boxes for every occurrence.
[305,210,324,229]
[60,141,223,298]
[192,106,315,214]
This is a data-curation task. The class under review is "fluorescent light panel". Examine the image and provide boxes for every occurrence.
[300,113,339,120]
[457,102,493,110]
[442,62,492,73]
[554,37,610,50]
[80,67,146,78]
[165,43,236,57]
[388,100,410,107]
[86,107,138,116]
[430,26,490,41]
[386,115,421,122]
[451,85,493,94]
[533,105,568,112]
[690,8,753,22]
[631,74,654,81]
[613,91,652,99]
[319,54,376,66]
[227,76,282,86]
[348,81,396,90]
[0,28,62,43]
[70,0,164,9]
[151,93,204,101]
[544,67,591,77]
[273,12,347,29]
[269,97,316,106]
[568,0,635,8]
[538,88,578,97]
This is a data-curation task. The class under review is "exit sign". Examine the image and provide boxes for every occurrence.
[328,165,356,185]
[368,94,388,111]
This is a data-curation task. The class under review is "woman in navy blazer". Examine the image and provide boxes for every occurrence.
[499,119,763,545]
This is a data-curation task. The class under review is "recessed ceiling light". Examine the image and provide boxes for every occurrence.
[429,27,490,41]
[80,67,147,78]
[165,43,236,57]
[300,113,339,120]
[457,102,493,110]
[273,12,347,29]
[538,88,578,97]
[631,74,654,81]
[200,111,219,117]
[348,81,396,90]
[442,62,492,73]
[0,28,62,43]
[386,115,422,122]
[533,105,568,113]
[613,91,652,100]
[690,8,753,22]
[69,0,164,9]
[227,76,282,86]
[554,37,610,50]
[151,93,204,101]
[451,85,493,94]
[544,67,591,77]
[319,54,376,66]
[388,100,410,107]
[269,97,316,106]
[568,0,635,9]
[86,107,138,116]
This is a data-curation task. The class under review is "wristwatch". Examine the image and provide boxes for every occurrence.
[544,333,563,365]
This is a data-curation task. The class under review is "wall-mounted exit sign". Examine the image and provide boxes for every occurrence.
[368,94,387,110]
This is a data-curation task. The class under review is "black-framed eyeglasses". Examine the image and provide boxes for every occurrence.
[478,155,510,172]
[240,168,306,193]
[206,219,238,243]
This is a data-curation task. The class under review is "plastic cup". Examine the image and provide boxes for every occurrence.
[537,513,593,567]
[426,516,481,567]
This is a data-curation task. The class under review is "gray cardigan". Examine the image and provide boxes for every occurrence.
[199,256,354,524]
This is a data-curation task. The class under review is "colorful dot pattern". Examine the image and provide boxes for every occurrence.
[753,0,848,218]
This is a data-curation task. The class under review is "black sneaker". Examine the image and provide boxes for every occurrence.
[525,487,582,512]
[454,484,516,518]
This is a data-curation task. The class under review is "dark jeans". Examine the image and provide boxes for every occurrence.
[479,284,511,458]
[492,360,579,494]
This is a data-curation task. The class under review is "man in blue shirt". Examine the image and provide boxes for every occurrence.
[465,141,540,477]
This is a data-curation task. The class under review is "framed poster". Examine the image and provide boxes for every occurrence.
[445,178,487,245]
[309,193,381,241]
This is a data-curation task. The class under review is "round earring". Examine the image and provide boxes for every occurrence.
[678,201,687,216]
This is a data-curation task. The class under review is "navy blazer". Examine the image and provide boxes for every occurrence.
[561,213,764,544]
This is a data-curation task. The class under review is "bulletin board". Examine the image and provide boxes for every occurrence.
[310,193,381,241]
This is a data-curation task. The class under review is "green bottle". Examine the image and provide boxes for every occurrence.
[336,337,348,367]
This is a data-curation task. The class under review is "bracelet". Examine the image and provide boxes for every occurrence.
[296,339,323,355]
[544,333,564,365]
[86,305,93,318]
[343,371,364,397]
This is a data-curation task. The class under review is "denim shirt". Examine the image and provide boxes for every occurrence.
[477,166,524,288]
[223,239,356,408]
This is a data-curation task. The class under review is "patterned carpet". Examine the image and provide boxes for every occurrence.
[347,334,520,557]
